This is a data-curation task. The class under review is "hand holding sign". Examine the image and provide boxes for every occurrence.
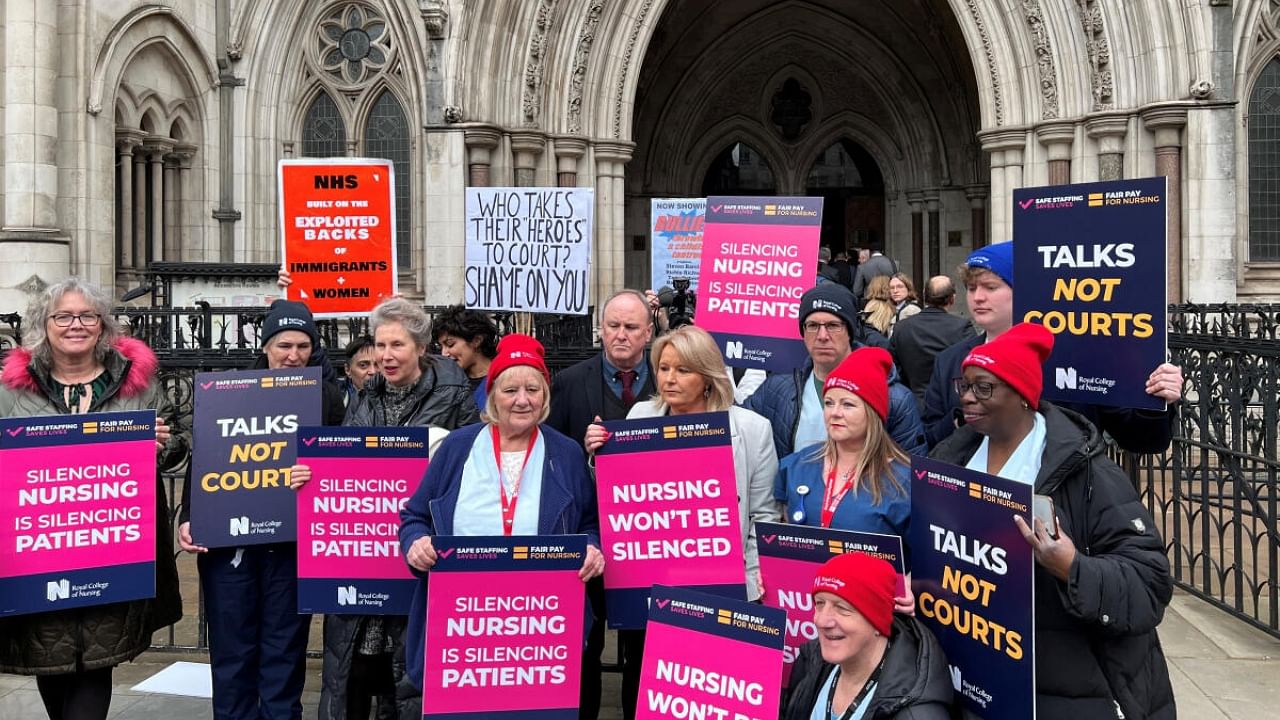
[1144,362,1183,404]
[579,544,605,581]
[408,535,438,571]
[1013,514,1076,582]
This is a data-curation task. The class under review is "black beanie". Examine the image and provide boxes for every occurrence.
[262,299,319,347]
[798,284,858,336]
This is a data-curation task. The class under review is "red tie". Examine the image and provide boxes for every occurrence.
[619,370,638,405]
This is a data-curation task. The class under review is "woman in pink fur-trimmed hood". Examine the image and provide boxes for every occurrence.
[0,277,182,720]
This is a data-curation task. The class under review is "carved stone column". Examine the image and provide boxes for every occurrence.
[1085,114,1129,181]
[163,153,179,261]
[144,138,173,264]
[132,147,147,267]
[926,193,941,282]
[555,137,587,187]
[1142,106,1188,304]
[115,131,143,269]
[173,144,198,260]
[965,185,988,250]
[1035,122,1075,185]
[464,127,501,187]
[906,191,925,292]
[978,129,1028,242]
[510,131,546,187]
[594,142,634,308]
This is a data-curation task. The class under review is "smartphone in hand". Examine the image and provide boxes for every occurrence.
[1032,494,1059,539]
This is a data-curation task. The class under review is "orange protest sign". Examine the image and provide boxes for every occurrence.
[278,159,397,317]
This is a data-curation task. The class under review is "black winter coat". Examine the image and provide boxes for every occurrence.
[342,355,479,430]
[782,615,955,720]
[930,402,1175,720]
[320,355,477,720]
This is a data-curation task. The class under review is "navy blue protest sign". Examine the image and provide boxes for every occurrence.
[696,196,823,372]
[1013,177,1167,410]
[911,456,1035,719]
[594,411,745,629]
[1,410,157,616]
[636,585,785,720]
[189,367,321,548]
[296,426,428,614]
[423,535,588,720]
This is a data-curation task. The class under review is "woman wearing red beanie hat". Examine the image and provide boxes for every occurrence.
[930,323,1175,719]
[782,552,954,720]
[397,333,604,716]
[773,347,915,613]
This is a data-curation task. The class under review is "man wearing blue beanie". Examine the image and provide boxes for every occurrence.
[921,241,1183,453]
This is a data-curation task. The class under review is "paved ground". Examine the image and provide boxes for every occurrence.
[1,588,1275,719]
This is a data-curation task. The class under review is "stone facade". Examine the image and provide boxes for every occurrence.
[1,0,1278,314]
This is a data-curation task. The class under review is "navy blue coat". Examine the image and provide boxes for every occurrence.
[398,422,600,690]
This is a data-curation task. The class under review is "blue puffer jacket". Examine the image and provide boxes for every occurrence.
[745,357,927,459]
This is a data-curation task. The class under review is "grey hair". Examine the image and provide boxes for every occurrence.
[24,277,121,366]
[369,298,432,364]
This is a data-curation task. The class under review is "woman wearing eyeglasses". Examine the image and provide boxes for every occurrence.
[0,278,181,720]
[773,347,915,614]
[929,323,1174,720]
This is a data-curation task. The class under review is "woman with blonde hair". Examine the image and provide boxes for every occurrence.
[862,275,897,336]
[773,346,915,612]
[887,272,922,336]
[585,325,779,720]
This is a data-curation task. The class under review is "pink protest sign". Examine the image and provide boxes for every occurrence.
[423,535,588,720]
[594,411,746,628]
[695,196,823,372]
[756,522,906,686]
[637,585,785,720]
[0,411,157,616]
[296,426,428,614]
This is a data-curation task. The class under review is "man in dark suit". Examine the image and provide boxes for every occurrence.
[890,275,976,409]
[546,289,656,720]
[851,247,897,300]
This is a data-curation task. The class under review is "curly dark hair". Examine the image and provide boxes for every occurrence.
[432,304,499,359]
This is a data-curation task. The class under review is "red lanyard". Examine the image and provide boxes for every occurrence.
[821,463,855,528]
[491,424,538,536]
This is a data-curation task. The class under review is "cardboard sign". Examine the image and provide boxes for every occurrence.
[756,521,905,685]
[594,412,746,628]
[422,535,588,720]
[636,585,785,720]
[650,198,706,292]
[0,411,157,615]
[279,158,397,317]
[296,426,428,614]
[189,368,322,548]
[911,457,1035,719]
[1013,177,1167,410]
[695,196,823,372]
[464,187,594,315]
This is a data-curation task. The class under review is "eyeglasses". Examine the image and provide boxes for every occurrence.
[49,313,101,328]
[952,378,1006,400]
[803,321,847,337]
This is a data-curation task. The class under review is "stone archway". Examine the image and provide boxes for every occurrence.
[624,0,983,289]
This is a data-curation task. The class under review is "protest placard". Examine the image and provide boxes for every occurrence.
[636,585,785,720]
[911,457,1035,718]
[594,411,745,628]
[694,196,823,371]
[650,198,705,292]
[755,521,905,685]
[278,158,397,317]
[0,410,156,615]
[422,535,587,720]
[464,187,594,315]
[295,426,427,614]
[189,368,321,548]
[1013,177,1167,410]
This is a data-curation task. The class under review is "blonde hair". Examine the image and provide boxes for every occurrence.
[481,365,552,425]
[863,276,896,335]
[648,326,735,412]
[808,395,909,506]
